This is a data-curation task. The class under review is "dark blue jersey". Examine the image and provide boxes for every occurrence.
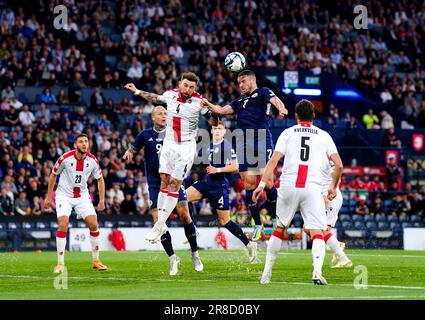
[207,140,237,187]
[230,87,276,130]
[131,127,165,185]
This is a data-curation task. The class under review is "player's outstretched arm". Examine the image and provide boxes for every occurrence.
[43,173,57,209]
[328,153,343,201]
[201,98,234,115]
[97,176,105,211]
[207,159,238,175]
[270,96,288,118]
[252,151,283,202]
[124,83,163,104]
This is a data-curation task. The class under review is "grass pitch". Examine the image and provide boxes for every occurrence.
[0,249,424,300]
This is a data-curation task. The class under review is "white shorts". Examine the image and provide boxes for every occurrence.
[323,189,343,228]
[56,194,97,220]
[276,184,327,230]
[159,139,196,180]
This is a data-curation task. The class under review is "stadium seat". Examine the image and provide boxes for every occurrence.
[103,221,115,228]
[364,215,374,222]
[413,222,424,228]
[334,221,342,229]
[410,215,422,223]
[36,222,49,230]
[352,214,364,222]
[50,222,59,229]
[293,220,303,228]
[402,222,413,228]
[383,199,393,207]
[399,215,409,223]
[387,215,398,222]
[339,206,350,214]
[7,222,21,230]
[354,221,366,230]
[390,221,401,230]
[0,223,6,230]
[117,221,130,227]
[365,221,377,230]
[341,221,353,230]
[339,214,351,222]
[375,215,387,222]
[130,221,143,227]
[77,221,86,228]
[377,222,390,230]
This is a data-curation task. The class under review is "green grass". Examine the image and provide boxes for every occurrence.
[0,249,425,300]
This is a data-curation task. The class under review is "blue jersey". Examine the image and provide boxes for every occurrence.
[131,127,165,185]
[229,87,276,130]
[207,140,237,187]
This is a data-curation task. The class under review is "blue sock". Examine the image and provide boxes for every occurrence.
[224,221,250,246]
[184,222,198,252]
[265,186,277,219]
[160,231,174,257]
[245,189,262,225]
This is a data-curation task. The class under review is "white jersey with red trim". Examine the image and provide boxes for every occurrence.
[159,89,209,142]
[275,122,338,188]
[319,155,341,193]
[52,150,102,198]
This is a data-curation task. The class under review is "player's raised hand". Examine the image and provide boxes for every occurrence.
[124,83,137,94]
[97,201,105,212]
[123,149,134,163]
[43,197,51,209]
[252,186,264,203]
[279,106,289,118]
[327,186,336,201]
[206,165,218,174]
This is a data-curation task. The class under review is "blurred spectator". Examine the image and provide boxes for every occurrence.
[369,195,384,216]
[362,109,380,129]
[0,186,14,216]
[15,191,30,216]
[380,111,394,129]
[409,191,424,216]
[389,194,410,216]
[9,96,23,110]
[349,176,365,190]
[35,103,51,123]
[121,193,137,215]
[1,85,15,101]
[90,87,106,112]
[386,154,401,187]
[107,183,124,205]
[18,104,35,127]
[383,128,402,148]
[354,196,369,215]
[39,87,57,104]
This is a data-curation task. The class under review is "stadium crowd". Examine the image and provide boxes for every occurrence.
[0,1,425,222]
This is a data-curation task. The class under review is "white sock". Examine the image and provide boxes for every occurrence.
[263,232,283,274]
[312,235,326,274]
[56,231,67,265]
[158,191,179,223]
[170,254,176,260]
[157,188,169,214]
[326,233,348,260]
[90,230,100,261]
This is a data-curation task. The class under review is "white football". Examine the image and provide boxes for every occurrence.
[225,52,246,72]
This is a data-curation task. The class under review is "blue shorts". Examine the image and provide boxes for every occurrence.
[148,184,187,210]
[192,180,229,211]
[237,130,274,172]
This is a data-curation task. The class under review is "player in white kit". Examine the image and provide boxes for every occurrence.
[253,99,343,285]
[318,155,352,268]
[124,72,217,243]
[44,133,107,273]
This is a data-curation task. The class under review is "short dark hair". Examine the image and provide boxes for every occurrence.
[212,120,225,128]
[237,69,256,78]
[295,99,315,122]
[180,72,200,84]
[75,133,88,142]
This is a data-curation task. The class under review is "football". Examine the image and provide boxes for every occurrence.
[224,52,246,72]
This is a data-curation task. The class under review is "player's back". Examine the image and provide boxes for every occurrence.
[275,122,338,188]
[160,89,208,142]
[207,140,236,187]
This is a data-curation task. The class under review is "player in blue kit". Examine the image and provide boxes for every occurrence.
[202,70,288,241]
[123,106,203,275]
[185,121,258,263]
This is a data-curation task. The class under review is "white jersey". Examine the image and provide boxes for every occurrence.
[320,155,339,193]
[275,122,338,188]
[52,150,102,198]
[159,89,209,142]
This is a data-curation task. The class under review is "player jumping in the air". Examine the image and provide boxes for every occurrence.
[44,133,107,273]
[124,72,217,243]
[202,69,288,241]
[123,106,203,275]
[185,120,258,263]
[253,100,343,285]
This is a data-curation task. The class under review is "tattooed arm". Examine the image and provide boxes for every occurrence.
[124,83,164,104]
